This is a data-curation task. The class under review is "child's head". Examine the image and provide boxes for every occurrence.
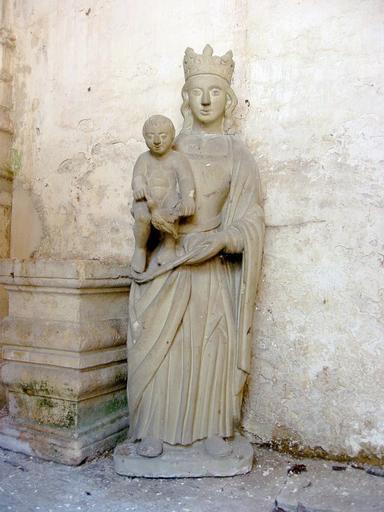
[143,115,175,156]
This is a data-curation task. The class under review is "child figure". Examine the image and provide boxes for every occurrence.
[131,115,195,273]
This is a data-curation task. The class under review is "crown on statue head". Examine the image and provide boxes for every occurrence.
[183,44,235,84]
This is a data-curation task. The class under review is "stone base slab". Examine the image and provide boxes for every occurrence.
[0,413,129,465]
[114,434,254,478]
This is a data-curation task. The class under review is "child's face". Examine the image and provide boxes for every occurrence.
[144,125,173,156]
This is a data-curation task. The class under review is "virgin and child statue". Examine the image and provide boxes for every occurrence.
[114,45,264,477]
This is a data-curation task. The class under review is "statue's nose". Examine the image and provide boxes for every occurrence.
[154,135,161,145]
[201,90,211,106]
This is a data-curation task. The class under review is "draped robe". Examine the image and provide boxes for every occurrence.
[127,134,264,445]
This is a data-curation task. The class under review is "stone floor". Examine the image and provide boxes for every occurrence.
[0,445,383,512]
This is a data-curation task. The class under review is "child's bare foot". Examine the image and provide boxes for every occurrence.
[131,248,146,273]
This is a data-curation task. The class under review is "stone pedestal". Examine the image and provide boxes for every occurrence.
[114,434,254,478]
[0,259,130,465]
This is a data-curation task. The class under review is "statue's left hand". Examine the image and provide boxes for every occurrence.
[183,232,226,265]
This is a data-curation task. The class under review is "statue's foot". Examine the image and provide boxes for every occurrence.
[131,249,146,273]
[136,437,163,458]
[204,435,232,458]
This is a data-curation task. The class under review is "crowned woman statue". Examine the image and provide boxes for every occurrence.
[115,45,264,477]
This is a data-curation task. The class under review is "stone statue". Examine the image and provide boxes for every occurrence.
[114,45,264,478]
[131,115,195,273]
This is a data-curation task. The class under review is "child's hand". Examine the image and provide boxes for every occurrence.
[133,187,146,201]
[180,197,195,216]
[132,175,147,200]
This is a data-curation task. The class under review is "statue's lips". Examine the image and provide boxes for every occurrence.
[200,110,212,116]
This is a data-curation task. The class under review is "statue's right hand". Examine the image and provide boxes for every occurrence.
[184,232,226,265]
[183,232,207,252]
[133,188,146,201]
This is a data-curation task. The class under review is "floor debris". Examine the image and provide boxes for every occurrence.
[0,447,383,511]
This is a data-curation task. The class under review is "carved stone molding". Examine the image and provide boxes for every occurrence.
[0,259,131,465]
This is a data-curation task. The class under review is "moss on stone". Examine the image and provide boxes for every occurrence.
[20,380,54,397]
[105,395,127,416]
[37,396,55,409]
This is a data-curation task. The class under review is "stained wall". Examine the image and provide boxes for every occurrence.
[8,0,384,460]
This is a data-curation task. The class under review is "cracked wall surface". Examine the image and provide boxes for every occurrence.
[8,0,384,461]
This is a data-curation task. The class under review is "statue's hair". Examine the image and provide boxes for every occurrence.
[180,78,238,134]
[143,115,175,140]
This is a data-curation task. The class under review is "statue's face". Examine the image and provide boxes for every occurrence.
[187,75,228,126]
[144,124,173,156]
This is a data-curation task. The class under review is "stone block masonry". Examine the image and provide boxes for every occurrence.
[0,259,130,465]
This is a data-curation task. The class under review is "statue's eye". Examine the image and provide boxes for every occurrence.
[191,88,202,96]
[211,89,221,96]
[160,133,167,139]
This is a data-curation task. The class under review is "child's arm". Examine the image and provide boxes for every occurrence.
[132,154,147,201]
[175,153,195,216]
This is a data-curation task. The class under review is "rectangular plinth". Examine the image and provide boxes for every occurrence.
[114,435,254,478]
[0,259,131,464]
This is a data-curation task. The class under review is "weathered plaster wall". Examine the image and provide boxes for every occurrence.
[243,0,384,463]
[9,0,248,260]
[8,0,384,461]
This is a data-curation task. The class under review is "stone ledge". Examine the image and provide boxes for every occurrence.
[1,316,127,351]
[3,344,127,369]
[8,387,127,429]
[0,412,128,465]
[0,259,131,288]
[2,361,127,400]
